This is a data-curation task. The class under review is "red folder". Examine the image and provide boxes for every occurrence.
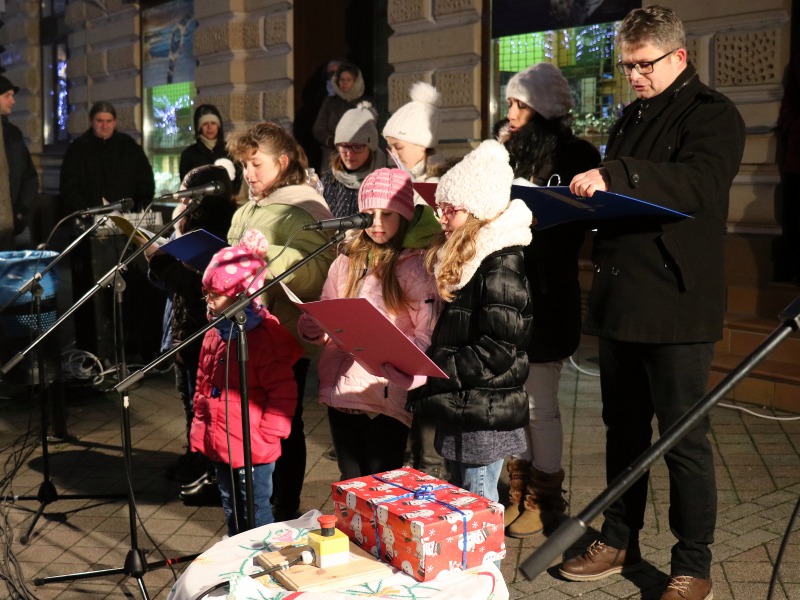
[412,182,438,208]
[280,283,447,379]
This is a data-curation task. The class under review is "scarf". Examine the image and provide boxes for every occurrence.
[333,164,371,190]
[199,135,217,151]
[211,303,264,340]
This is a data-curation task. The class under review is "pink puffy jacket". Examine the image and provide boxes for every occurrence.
[298,250,438,427]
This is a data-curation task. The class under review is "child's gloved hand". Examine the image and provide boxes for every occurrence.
[297,313,326,341]
[381,363,427,390]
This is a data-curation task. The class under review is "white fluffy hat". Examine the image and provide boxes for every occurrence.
[382,81,442,149]
[435,139,513,221]
[335,101,379,151]
[505,62,573,120]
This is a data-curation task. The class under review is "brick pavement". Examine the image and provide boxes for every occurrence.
[0,337,798,599]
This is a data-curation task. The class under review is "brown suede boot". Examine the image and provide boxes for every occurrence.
[507,467,567,538]
[503,458,529,528]
[532,467,567,516]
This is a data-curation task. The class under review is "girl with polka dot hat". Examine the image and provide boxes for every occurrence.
[190,229,303,536]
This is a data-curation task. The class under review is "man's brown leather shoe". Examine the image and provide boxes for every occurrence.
[558,540,643,581]
[660,576,713,600]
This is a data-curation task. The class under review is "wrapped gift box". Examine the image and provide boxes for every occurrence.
[331,467,505,581]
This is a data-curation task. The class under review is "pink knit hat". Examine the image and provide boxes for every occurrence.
[202,229,270,305]
[357,168,415,222]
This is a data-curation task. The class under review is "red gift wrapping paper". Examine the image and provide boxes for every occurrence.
[331,467,505,581]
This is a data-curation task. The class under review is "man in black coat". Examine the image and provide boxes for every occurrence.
[59,101,154,213]
[0,75,38,246]
[558,7,745,600]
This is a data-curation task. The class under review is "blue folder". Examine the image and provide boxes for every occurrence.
[161,229,227,271]
[512,185,691,230]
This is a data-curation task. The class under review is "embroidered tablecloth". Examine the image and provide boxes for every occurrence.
[167,510,509,600]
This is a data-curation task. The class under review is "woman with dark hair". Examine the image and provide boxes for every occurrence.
[312,62,368,173]
[498,62,600,538]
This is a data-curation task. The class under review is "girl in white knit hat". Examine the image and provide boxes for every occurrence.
[384,80,448,478]
[383,81,443,193]
[406,140,534,505]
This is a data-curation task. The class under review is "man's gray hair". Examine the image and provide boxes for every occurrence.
[616,5,686,52]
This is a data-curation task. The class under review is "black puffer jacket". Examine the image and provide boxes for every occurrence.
[407,199,533,432]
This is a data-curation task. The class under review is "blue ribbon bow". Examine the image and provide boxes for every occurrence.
[368,474,469,571]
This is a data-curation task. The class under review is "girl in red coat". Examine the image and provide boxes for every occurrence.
[191,229,303,536]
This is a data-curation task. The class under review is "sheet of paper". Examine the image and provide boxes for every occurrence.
[159,229,228,272]
[108,214,168,246]
[405,182,691,230]
[281,282,447,379]
[511,185,692,229]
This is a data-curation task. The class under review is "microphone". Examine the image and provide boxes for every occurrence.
[302,213,374,231]
[160,181,228,201]
[76,198,134,217]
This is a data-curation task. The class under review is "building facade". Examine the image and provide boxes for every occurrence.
[3,0,798,410]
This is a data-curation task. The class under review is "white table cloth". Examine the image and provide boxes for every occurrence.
[167,510,509,600]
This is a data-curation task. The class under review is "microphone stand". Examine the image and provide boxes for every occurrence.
[115,228,347,532]
[7,199,207,598]
[235,313,256,530]
[1,200,201,376]
[35,212,345,593]
[1,216,126,545]
[518,296,800,581]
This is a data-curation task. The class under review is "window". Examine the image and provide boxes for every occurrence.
[142,0,197,196]
[493,22,635,151]
[41,0,70,147]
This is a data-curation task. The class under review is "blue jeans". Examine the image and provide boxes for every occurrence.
[447,458,505,503]
[214,461,275,537]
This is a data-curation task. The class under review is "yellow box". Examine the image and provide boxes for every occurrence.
[308,527,350,568]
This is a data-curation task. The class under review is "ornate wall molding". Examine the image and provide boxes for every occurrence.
[388,0,432,25]
[387,73,433,112]
[435,0,480,17]
[715,29,781,87]
[195,23,237,56]
[436,68,476,108]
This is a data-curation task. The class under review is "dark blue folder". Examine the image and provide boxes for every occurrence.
[512,185,691,230]
[161,229,227,271]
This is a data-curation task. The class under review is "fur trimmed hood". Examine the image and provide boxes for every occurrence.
[331,69,365,103]
[435,198,532,294]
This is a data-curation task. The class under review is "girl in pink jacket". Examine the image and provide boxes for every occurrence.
[298,168,441,479]
[191,229,303,536]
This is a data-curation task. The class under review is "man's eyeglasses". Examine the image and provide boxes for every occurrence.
[616,48,677,76]
[336,143,367,154]
[435,205,465,220]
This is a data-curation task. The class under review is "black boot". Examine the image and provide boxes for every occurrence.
[179,471,221,506]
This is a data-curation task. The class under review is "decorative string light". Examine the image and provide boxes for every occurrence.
[152,93,192,137]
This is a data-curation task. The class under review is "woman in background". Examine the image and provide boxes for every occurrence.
[320,101,386,218]
[313,62,368,173]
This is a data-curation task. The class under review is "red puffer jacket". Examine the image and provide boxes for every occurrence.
[189,312,303,468]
